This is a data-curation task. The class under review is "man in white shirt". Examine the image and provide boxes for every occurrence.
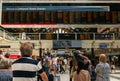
[52,54,58,74]
[63,58,68,71]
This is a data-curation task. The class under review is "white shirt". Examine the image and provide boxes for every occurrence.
[64,59,67,65]
[52,57,58,65]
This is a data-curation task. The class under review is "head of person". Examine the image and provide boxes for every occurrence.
[99,54,107,63]
[0,58,12,69]
[73,50,84,56]
[73,50,84,63]
[5,53,10,58]
[69,56,73,60]
[53,54,57,57]
[20,42,33,57]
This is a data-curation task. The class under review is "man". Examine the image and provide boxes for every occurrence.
[12,42,48,81]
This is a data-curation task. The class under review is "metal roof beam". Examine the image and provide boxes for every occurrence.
[2,0,120,3]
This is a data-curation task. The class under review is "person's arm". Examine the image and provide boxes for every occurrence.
[78,54,89,60]
[37,61,48,81]
[79,54,89,64]
[40,72,48,81]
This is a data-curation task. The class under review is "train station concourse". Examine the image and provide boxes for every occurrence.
[0,0,120,81]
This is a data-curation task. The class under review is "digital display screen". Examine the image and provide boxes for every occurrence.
[99,43,107,48]
[2,3,119,25]
[56,50,65,55]
[53,40,82,48]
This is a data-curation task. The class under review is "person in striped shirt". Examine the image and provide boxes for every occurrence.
[12,42,48,81]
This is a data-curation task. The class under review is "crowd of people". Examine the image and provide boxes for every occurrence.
[0,42,116,81]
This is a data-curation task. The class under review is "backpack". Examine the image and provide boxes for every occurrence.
[48,74,54,81]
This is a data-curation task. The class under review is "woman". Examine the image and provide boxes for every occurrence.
[0,58,13,81]
[73,61,91,81]
[96,54,111,81]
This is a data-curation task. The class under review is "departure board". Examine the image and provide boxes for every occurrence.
[75,12,81,24]
[93,12,98,24]
[2,11,120,24]
[63,11,69,24]
[2,11,7,24]
[112,11,117,24]
[57,11,63,23]
[118,11,120,23]
[51,11,57,24]
[99,12,105,23]
[69,11,74,24]
[105,12,111,24]
[32,11,38,23]
[45,11,51,23]
[26,11,32,23]
[20,11,26,24]
[7,12,14,23]
[87,12,93,24]
[81,12,87,24]
[38,11,44,24]
[2,3,120,24]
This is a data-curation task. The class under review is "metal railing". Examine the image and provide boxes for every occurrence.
[10,32,117,40]
[0,26,119,41]
[0,26,14,40]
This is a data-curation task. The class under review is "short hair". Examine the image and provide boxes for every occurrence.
[99,54,107,62]
[0,59,12,69]
[20,42,33,57]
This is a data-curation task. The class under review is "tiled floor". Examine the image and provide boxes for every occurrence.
[110,70,120,81]
[57,70,120,81]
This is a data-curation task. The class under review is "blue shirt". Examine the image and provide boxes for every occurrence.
[0,70,13,81]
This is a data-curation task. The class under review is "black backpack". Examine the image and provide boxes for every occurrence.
[48,74,54,81]
[90,65,97,80]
